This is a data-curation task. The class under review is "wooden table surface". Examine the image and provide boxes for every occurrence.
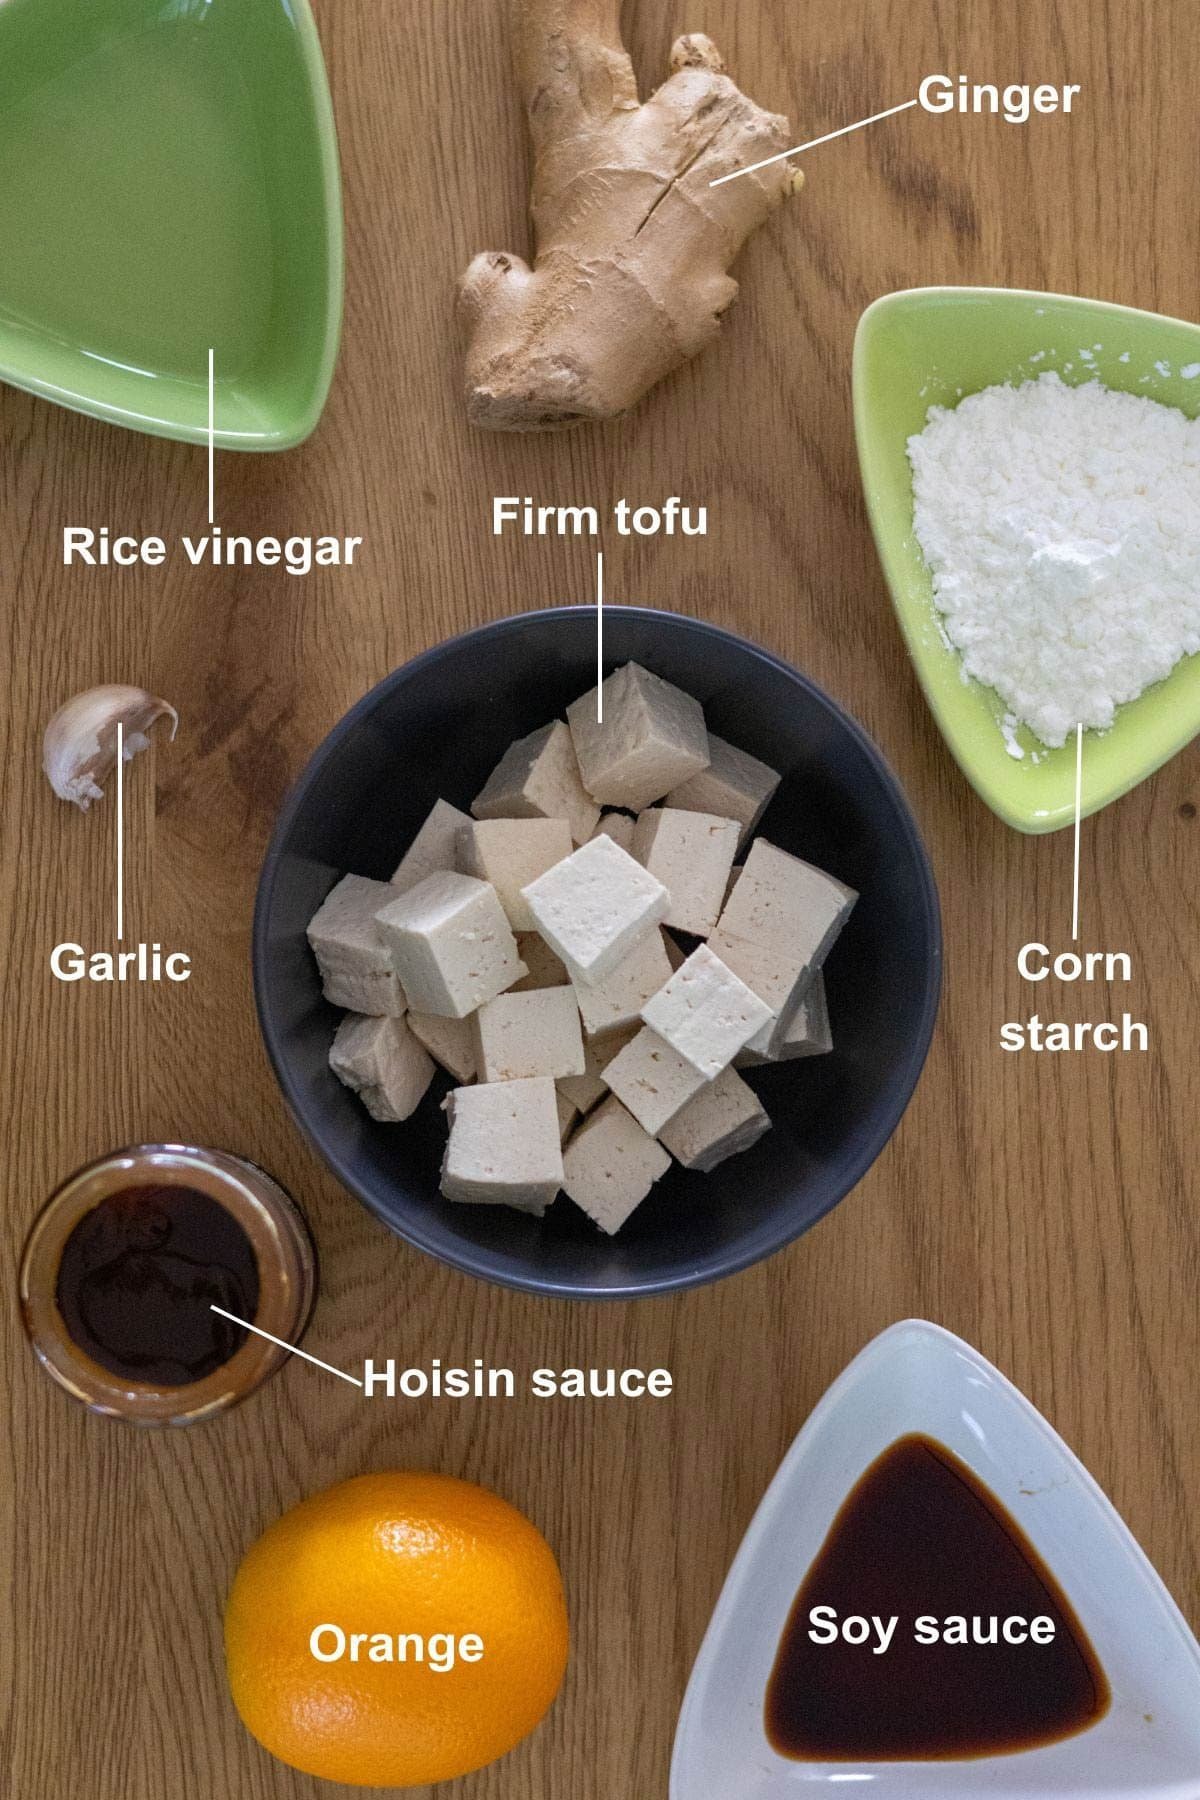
[3,2,1199,1795]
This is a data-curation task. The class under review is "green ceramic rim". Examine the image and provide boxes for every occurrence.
[0,0,344,452]
[854,286,1200,834]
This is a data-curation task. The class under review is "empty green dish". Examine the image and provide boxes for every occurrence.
[0,0,342,450]
[854,287,1200,833]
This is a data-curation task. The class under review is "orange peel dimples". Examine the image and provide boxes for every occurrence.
[224,1471,569,1788]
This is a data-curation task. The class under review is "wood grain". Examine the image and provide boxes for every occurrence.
[3,2,1199,1795]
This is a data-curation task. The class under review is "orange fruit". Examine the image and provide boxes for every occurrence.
[224,1472,569,1788]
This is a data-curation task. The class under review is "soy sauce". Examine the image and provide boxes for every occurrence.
[55,1185,260,1386]
[765,1434,1110,1761]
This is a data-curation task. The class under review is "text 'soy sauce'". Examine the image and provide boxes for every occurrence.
[765,1434,1110,1761]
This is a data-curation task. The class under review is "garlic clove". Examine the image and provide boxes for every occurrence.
[43,686,179,812]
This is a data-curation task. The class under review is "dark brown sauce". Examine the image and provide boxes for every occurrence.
[765,1434,1110,1761]
[55,1185,260,1386]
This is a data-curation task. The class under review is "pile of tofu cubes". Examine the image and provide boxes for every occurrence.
[306,663,857,1236]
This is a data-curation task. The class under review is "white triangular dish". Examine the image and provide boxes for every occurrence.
[672,1321,1200,1798]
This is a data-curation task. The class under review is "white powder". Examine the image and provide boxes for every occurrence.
[908,372,1200,747]
[999,713,1026,760]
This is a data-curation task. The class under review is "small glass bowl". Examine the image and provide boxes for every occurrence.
[20,1145,317,1427]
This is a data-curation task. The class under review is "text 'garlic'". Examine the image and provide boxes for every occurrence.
[43,686,178,812]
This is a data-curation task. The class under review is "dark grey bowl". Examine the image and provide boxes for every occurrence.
[253,607,941,1300]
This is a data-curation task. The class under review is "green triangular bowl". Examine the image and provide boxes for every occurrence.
[0,0,342,450]
[854,287,1200,833]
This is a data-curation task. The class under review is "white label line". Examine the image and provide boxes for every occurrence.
[596,550,605,723]
[711,97,920,187]
[115,722,124,943]
[207,347,216,527]
[210,1306,364,1388]
[1072,723,1084,942]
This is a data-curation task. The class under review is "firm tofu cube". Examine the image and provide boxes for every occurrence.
[375,873,526,1020]
[778,969,834,1059]
[391,799,472,897]
[557,1023,639,1115]
[408,1010,478,1084]
[567,663,710,812]
[558,1071,603,1116]
[602,1026,710,1136]
[556,1089,580,1144]
[666,733,781,850]
[474,988,586,1083]
[736,971,833,1068]
[573,928,674,1037]
[590,812,636,854]
[658,1067,771,1172]
[458,818,573,931]
[641,945,774,1079]
[633,807,739,937]
[511,933,571,991]
[711,840,857,1054]
[562,1096,672,1235]
[329,1013,435,1123]
[472,720,600,845]
[522,834,669,987]
[440,1078,563,1215]
[307,874,407,1017]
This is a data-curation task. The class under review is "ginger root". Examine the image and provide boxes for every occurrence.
[461,0,796,430]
